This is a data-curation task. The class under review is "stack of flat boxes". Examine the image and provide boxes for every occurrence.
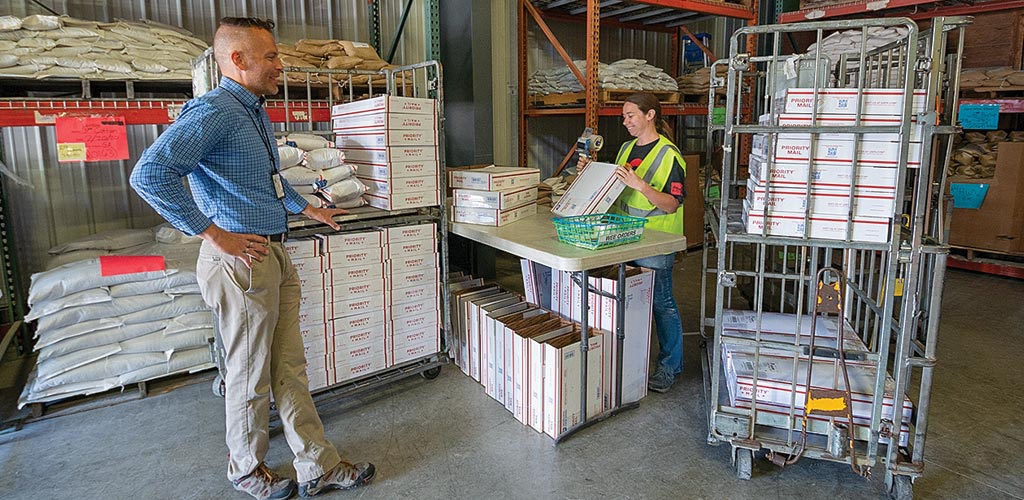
[745,88,927,243]
[383,222,441,366]
[285,237,334,391]
[450,166,541,226]
[332,95,440,211]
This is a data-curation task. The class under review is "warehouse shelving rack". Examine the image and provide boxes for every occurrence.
[518,0,759,171]
[699,16,971,499]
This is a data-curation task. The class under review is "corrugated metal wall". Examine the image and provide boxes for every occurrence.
[0,1,431,297]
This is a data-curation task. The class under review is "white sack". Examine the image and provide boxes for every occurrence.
[286,133,332,151]
[319,178,367,204]
[304,148,345,170]
[21,15,61,31]
[24,288,111,322]
[0,16,23,31]
[28,258,179,307]
[108,271,198,298]
[36,292,174,332]
[278,145,305,169]
[318,165,356,185]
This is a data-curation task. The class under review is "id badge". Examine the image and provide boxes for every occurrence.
[271,172,285,200]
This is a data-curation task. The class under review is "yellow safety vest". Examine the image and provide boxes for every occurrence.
[611,135,686,235]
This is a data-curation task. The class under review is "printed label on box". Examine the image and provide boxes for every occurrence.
[331,95,436,116]
[358,174,438,195]
[332,112,437,131]
[326,247,385,269]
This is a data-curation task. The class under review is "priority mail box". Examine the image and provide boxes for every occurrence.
[340,146,437,165]
[469,293,520,383]
[449,166,541,191]
[526,321,574,431]
[302,337,328,359]
[389,338,438,366]
[320,230,383,253]
[746,177,896,218]
[297,273,326,292]
[334,338,384,366]
[451,202,537,226]
[325,246,385,269]
[595,267,654,408]
[489,303,534,406]
[783,88,927,115]
[283,237,320,259]
[388,296,439,319]
[298,303,331,328]
[393,309,440,336]
[307,365,331,391]
[352,160,440,179]
[331,95,436,116]
[389,324,440,352]
[748,154,898,193]
[359,175,438,195]
[300,323,329,355]
[333,310,386,334]
[388,267,439,291]
[291,255,326,276]
[385,237,437,260]
[387,280,439,306]
[299,287,326,309]
[454,185,538,210]
[335,351,386,384]
[332,111,436,131]
[752,134,922,167]
[333,292,386,319]
[325,263,385,285]
[334,322,386,350]
[336,128,438,148]
[774,113,925,142]
[543,329,604,439]
[452,286,503,375]
[365,190,440,210]
[328,278,385,302]
[743,200,891,243]
[384,222,436,244]
[551,161,626,217]
[386,252,439,275]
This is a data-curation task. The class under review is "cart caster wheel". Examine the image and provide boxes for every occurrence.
[212,374,225,398]
[733,448,752,480]
[889,475,913,500]
[421,366,442,380]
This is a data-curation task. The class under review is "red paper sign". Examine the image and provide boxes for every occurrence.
[99,255,166,276]
[55,115,130,163]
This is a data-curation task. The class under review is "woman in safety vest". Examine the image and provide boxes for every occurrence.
[578,92,687,393]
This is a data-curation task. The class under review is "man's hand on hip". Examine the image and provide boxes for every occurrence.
[198,224,271,269]
[302,205,348,231]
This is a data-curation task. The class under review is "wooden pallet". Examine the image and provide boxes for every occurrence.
[600,88,680,104]
[948,245,1024,279]
[530,92,586,106]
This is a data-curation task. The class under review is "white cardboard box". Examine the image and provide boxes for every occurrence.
[328,278,385,303]
[752,134,922,167]
[551,161,626,217]
[283,237,320,259]
[389,336,440,367]
[352,161,439,179]
[298,304,331,328]
[743,200,891,243]
[384,222,436,244]
[453,185,538,210]
[298,273,326,292]
[332,112,436,131]
[387,280,439,306]
[336,129,438,148]
[358,174,438,195]
[325,264,384,285]
[333,322,386,350]
[290,255,326,276]
[774,113,924,142]
[335,350,387,385]
[746,177,896,218]
[543,330,604,439]
[365,190,440,211]
[391,309,439,334]
[451,202,537,226]
[748,153,898,193]
[332,292,386,319]
[331,95,436,117]
[340,146,437,165]
[332,310,386,334]
[386,252,439,275]
[389,323,440,352]
[388,296,438,319]
[597,268,655,408]
[385,237,437,260]
[388,267,439,291]
[783,88,927,115]
[325,246,385,269]
[449,166,541,191]
[320,230,383,253]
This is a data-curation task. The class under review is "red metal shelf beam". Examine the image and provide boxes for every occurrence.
[779,0,941,23]
[632,0,757,19]
[0,99,332,127]
[525,103,708,116]
[948,255,1024,279]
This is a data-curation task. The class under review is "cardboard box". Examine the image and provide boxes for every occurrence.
[748,154,898,194]
[331,95,436,117]
[452,286,503,376]
[335,342,387,384]
[783,88,927,115]
[388,296,439,322]
[325,264,384,285]
[384,222,436,244]
[774,113,924,142]
[392,309,439,334]
[453,185,538,210]
[389,323,440,352]
[469,293,520,383]
[334,322,386,350]
[290,255,326,276]
[484,302,530,402]
[352,160,440,179]
[365,190,440,210]
[746,177,896,218]
[743,200,891,243]
[596,267,655,408]
[542,329,604,439]
[325,246,385,269]
[752,134,923,168]
[283,237,320,259]
[449,166,541,191]
[340,146,437,164]
[451,202,537,226]
[359,175,438,196]
[389,336,440,367]
[298,305,331,328]
[328,278,385,303]
[333,310,386,334]
[520,259,553,310]
[388,281,439,307]
[332,112,436,131]
[297,273,326,292]
[336,128,438,148]
[949,142,1024,254]
[386,252,439,275]
[551,161,627,217]
[385,237,437,260]
[511,314,561,422]
[320,230,383,253]
[332,292,385,319]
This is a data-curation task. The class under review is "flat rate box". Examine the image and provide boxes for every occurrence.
[748,153,898,194]
[451,202,537,226]
[751,134,924,167]
[773,113,925,142]
[335,129,438,149]
[319,230,383,253]
[783,88,927,115]
[340,145,437,164]
[448,166,541,191]
[743,200,891,243]
[551,161,626,217]
[332,112,436,131]
[365,190,440,211]
[453,185,538,210]
[359,175,438,196]
[330,95,436,117]
[353,160,440,179]
[746,177,896,219]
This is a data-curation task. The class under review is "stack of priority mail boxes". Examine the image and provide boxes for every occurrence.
[284,222,440,392]
[332,96,440,211]
[745,88,927,243]
[444,260,655,440]
[449,166,541,226]
[718,310,911,446]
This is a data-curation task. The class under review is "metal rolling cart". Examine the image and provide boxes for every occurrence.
[196,51,452,402]
[699,16,970,499]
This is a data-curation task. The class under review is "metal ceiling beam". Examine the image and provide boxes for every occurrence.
[569,0,622,15]
[620,7,674,22]
[544,0,577,9]
[600,4,647,18]
[644,11,696,24]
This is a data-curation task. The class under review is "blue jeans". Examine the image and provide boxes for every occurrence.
[632,253,683,376]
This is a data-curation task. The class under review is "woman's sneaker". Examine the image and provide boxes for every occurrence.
[232,463,296,500]
[298,461,375,497]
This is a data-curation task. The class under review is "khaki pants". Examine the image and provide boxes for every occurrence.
[197,240,341,483]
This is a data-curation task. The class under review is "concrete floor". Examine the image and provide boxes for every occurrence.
[0,252,1021,500]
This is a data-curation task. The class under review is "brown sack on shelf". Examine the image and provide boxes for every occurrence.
[295,41,341,58]
[1007,72,1024,86]
[325,55,362,70]
[356,59,388,71]
[280,54,310,68]
[339,40,381,61]
[277,44,305,58]
[987,130,1009,142]
[985,67,1016,79]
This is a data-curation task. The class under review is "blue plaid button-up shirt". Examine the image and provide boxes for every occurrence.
[131,77,308,236]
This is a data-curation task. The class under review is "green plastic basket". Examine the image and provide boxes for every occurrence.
[552,213,648,250]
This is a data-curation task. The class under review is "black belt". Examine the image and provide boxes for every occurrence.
[260,233,287,243]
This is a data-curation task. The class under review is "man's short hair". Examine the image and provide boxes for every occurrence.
[218,17,275,33]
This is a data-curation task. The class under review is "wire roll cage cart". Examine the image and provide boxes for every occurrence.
[698,16,971,498]
[195,49,452,401]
